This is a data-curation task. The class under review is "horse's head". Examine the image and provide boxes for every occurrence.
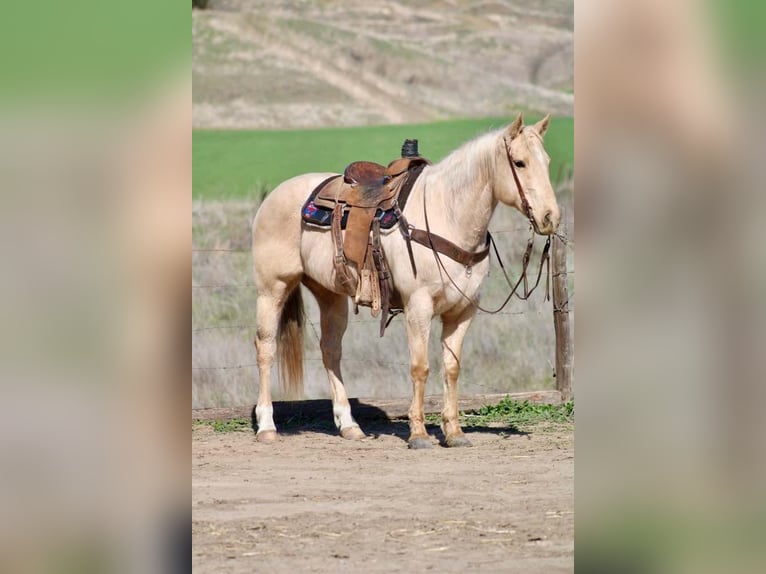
[494,114,561,235]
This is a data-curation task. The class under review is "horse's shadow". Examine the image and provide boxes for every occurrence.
[361,419,530,445]
[251,399,530,446]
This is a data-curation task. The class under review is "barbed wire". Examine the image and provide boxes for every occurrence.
[191,299,575,334]
[192,275,573,290]
[192,239,574,253]
[192,284,255,289]
[192,225,574,372]
[191,222,576,254]
[552,231,574,247]
[192,248,250,253]
[193,324,257,333]
[193,356,412,371]
[194,313,507,333]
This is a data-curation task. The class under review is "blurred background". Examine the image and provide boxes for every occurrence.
[576,0,766,572]
[192,0,575,407]
[0,2,189,573]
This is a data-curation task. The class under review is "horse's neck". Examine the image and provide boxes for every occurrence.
[416,147,497,251]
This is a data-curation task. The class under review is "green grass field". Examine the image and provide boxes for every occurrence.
[193,116,573,199]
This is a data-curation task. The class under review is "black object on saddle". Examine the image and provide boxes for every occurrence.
[401,139,419,158]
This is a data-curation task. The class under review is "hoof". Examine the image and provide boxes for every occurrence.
[408,437,432,450]
[340,426,366,440]
[445,435,473,448]
[255,430,277,443]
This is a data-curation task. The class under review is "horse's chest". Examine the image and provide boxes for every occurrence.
[430,270,487,315]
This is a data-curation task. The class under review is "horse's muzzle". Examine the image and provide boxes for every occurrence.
[534,209,560,235]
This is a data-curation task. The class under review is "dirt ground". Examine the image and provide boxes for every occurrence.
[192,420,573,573]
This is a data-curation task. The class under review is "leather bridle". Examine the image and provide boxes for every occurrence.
[505,134,537,232]
[418,131,552,314]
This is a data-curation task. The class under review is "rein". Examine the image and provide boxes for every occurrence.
[419,135,552,314]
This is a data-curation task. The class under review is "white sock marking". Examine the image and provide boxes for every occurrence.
[333,403,357,430]
[255,404,276,432]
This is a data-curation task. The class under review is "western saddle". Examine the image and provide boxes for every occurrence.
[301,139,490,336]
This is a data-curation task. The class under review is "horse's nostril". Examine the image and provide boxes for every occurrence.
[543,211,552,225]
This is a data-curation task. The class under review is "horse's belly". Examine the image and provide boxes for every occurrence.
[300,226,352,293]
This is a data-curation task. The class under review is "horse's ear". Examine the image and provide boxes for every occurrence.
[507,114,523,140]
[534,114,551,137]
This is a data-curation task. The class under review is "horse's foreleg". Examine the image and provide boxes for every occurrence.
[440,309,476,447]
[405,293,434,449]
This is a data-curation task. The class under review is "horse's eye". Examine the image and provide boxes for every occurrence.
[513,160,526,169]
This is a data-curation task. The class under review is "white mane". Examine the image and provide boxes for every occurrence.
[428,128,501,195]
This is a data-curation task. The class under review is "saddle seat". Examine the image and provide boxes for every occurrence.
[318,157,424,209]
[342,157,421,189]
[343,160,387,188]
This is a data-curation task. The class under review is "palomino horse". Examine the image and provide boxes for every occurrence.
[251,114,560,448]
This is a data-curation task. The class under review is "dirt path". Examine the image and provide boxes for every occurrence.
[193,421,573,573]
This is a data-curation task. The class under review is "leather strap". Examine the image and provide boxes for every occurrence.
[505,136,535,229]
[307,174,342,204]
[370,217,394,336]
[395,162,427,211]
[343,205,376,269]
[393,203,418,278]
[409,229,490,267]
[331,203,355,294]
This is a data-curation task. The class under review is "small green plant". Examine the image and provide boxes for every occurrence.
[194,418,252,432]
[478,397,573,420]
[467,398,574,427]
[422,398,573,429]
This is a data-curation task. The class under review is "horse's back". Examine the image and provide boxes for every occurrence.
[252,173,336,291]
[256,173,335,220]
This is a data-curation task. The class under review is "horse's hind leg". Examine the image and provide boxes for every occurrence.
[440,308,476,447]
[304,279,365,439]
[253,281,293,443]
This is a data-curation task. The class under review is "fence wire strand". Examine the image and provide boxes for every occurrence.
[193,357,412,371]
[193,222,573,372]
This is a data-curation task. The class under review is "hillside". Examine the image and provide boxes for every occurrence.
[193,0,573,129]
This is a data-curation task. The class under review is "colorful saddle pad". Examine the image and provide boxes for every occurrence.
[301,185,400,230]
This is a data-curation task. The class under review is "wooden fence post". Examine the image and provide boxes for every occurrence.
[552,216,572,401]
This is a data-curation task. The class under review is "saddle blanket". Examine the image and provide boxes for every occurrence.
[301,192,399,230]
